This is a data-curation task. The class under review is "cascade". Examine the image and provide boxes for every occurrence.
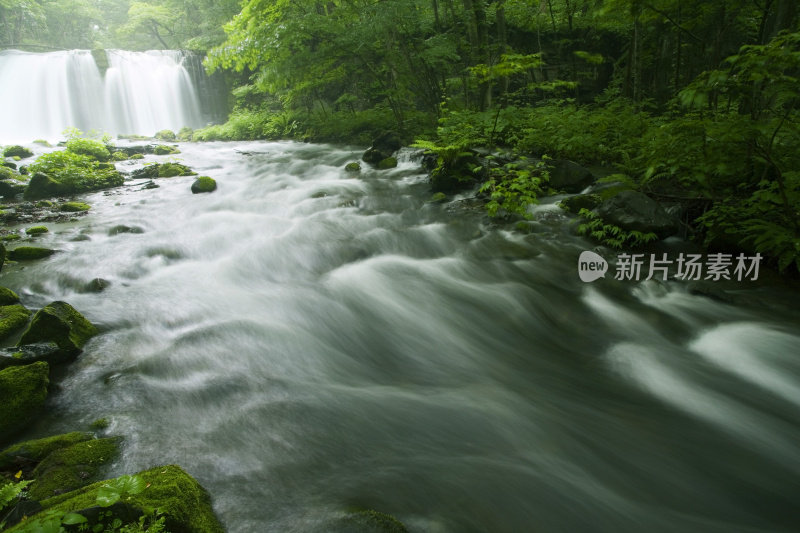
[0,49,208,143]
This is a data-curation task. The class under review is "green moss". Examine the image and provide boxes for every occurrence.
[177,127,193,141]
[191,176,217,194]
[7,246,57,261]
[153,145,180,155]
[89,418,109,430]
[66,138,111,162]
[154,130,177,141]
[345,162,361,172]
[112,151,129,161]
[129,153,145,160]
[19,301,98,353]
[4,146,33,159]
[0,362,49,443]
[41,465,225,533]
[332,509,409,532]
[377,157,398,169]
[60,202,91,212]
[0,286,20,305]
[0,432,93,471]
[35,200,55,208]
[158,163,196,178]
[430,192,447,203]
[0,304,32,341]
[33,140,52,147]
[1,234,21,241]
[28,437,121,501]
[26,226,48,235]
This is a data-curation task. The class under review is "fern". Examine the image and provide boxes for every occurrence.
[577,209,658,249]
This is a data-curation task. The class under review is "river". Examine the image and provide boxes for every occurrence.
[2,141,800,532]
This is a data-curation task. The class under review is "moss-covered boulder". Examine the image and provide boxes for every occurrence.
[154,130,177,141]
[0,286,19,306]
[377,157,398,170]
[18,301,98,355]
[153,144,180,155]
[559,193,601,214]
[26,225,48,235]
[191,176,217,194]
[131,163,196,180]
[111,151,129,161]
[23,151,124,200]
[7,246,57,261]
[0,304,31,342]
[60,201,91,212]
[0,166,27,198]
[0,342,65,370]
[362,131,402,166]
[546,159,595,193]
[27,437,121,500]
[177,127,193,141]
[345,162,361,172]
[0,431,93,471]
[0,362,49,444]
[129,153,145,160]
[39,465,225,533]
[3,146,33,159]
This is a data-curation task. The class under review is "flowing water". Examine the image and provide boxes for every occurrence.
[2,141,799,532]
[0,49,203,143]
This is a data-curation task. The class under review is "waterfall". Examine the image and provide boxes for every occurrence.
[0,49,206,143]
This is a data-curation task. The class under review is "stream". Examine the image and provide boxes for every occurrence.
[2,140,800,532]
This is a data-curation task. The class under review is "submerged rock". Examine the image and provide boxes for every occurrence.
[7,246,57,261]
[0,362,49,444]
[377,157,398,169]
[324,509,409,533]
[108,224,144,235]
[18,301,99,354]
[345,162,361,172]
[191,176,217,194]
[131,163,196,179]
[0,342,66,369]
[153,144,180,155]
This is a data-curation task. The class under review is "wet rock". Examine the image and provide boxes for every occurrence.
[131,163,195,179]
[595,190,680,238]
[60,201,91,212]
[191,176,217,194]
[108,225,144,236]
[80,278,110,293]
[559,193,601,214]
[25,225,48,235]
[323,509,409,533]
[18,301,99,354]
[363,131,402,166]
[154,129,177,141]
[0,362,49,444]
[3,146,33,159]
[377,157,398,170]
[7,246,57,261]
[547,159,595,193]
[0,304,31,342]
[0,431,93,471]
[0,342,67,369]
[345,162,361,172]
[153,144,180,155]
[0,286,20,306]
[28,437,121,500]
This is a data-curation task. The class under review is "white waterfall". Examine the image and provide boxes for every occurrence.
[0,49,204,143]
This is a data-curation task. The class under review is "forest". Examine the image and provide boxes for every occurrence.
[2,0,799,272]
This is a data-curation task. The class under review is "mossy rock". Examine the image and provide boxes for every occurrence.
[345,162,361,172]
[26,225,48,235]
[0,286,20,305]
[0,304,32,342]
[2,234,21,241]
[18,301,98,354]
[558,193,602,215]
[0,362,49,444]
[3,146,33,159]
[33,140,52,147]
[108,225,144,236]
[60,202,91,212]
[129,153,145,160]
[7,246,57,261]
[326,509,409,532]
[40,465,225,533]
[153,144,180,155]
[430,192,447,203]
[177,127,193,141]
[35,200,55,208]
[0,431,93,471]
[191,176,217,194]
[111,151,129,161]
[154,130,177,141]
[377,157,398,169]
[131,163,195,180]
[28,437,121,500]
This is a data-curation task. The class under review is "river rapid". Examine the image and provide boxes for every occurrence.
[3,141,800,533]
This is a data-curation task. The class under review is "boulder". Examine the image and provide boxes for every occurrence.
[595,190,680,238]
[0,166,27,198]
[559,193,601,214]
[3,146,33,159]
[131,163,195,179]
[0,342,66,370]
[345,162,361,172]
[7,246,57,261]
[18,301,99,354]
[0,431,93,471]
[0,286,20,305]
[191,177,217,194]
[323,509,409,533]
[108,225,144,236]
[60,202,91,212]
[26,225,48,235]
[0,362,49,444]
[28,437,121,500]
[377,157,398,170]
[0,304,32,342]
[23,172,65,199]
[547,159,595,193]
[154,130,177,141]
[363,131,401,166]
[153,144,180,155]
[38,465,226,533]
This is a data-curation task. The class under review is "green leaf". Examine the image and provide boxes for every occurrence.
[62,512,89,525]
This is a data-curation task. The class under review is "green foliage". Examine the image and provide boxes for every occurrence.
[27,151,122,193]
[65,138,111,162]
[1,479,33,513]
[577,208,659,249]
[480,159,548,219]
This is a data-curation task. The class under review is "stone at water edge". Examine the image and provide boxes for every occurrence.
[363,131,402,166]
[0,431,94,471]
[191,176,217,194]
[18,301,99,355]
[377,157,398,169]
[0,304,32,342]
[0,362,49,445]
[0,286,20,305]
[547,159,595,193]
[7,246,57,261]
[3,145,33,159]
[0,342,66,370]
[345,162,361,172]
[596,190,680,239]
